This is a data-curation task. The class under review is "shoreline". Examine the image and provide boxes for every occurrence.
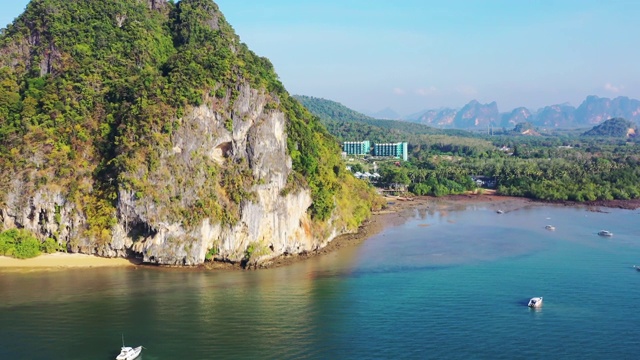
[209,193,535,270]
[2,193,636,272]
[0,252,140,272]
[242,192,640,270]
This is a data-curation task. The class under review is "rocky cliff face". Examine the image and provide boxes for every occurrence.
[0,83,344,266]
[501,107,532,128]
[414,108,457,127]
[535,103,576,128]
[0,0,377,266]
[114,84,336,266]
[454,100,500,128]
[409,100,501,128]
[574,96,640,126]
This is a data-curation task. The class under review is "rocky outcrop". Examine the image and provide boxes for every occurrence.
[574,96,640,126]
[501,107,532,128]
[0,0,371,267]
[0,84,346,266]
[408,96,640,129]
[535,103,576,128]
[454,100,500,128]
[0,182,88,254]
[414,108,457,127]
[142,0,168,11]
[114,84,330,265]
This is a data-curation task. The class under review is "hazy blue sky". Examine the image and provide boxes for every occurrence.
[2,1,639,116]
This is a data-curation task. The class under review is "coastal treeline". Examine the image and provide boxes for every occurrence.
[373,135,640,201]
[296,96,640,201]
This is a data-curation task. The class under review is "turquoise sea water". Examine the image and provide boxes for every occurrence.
[1,202,639,359]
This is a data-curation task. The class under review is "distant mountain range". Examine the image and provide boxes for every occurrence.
[404,95,640,129]
[295,95,636,140]
[367,107,401,120]
[292,95,474,143]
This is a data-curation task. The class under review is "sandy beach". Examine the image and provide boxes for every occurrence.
[0,252,139,272]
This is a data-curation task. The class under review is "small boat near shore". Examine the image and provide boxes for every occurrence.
[545,225,555,231]
[598,230,613,237]
[496,210,504,214]
[116,335,142,360]
[528,297,543,308]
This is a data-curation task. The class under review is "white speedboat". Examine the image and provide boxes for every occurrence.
[496,210,504,214]
[116,346,142,360]
[633,265,640,272]
[528,297,543,308]
[598,230,613,237]
[545,225,555,231]
[116,336,142,360]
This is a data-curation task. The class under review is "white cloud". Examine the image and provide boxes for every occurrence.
[416,86,437,96]
[393,87,406,95]
[604,83,623,93]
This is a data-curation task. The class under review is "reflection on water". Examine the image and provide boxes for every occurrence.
[0,236,362,360]
[1,203,640,359]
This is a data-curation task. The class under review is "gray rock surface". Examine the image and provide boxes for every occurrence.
[1,84,347,266]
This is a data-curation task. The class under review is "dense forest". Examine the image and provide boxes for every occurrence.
[298,96,640,202]
[382,139,640,201]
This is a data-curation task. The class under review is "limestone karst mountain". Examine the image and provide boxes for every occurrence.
[0,0,380,266]
[406,96,640,129]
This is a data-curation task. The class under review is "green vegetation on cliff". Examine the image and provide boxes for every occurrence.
[0,229,58,259]
[581,118,637,138]
[0,0,380,254]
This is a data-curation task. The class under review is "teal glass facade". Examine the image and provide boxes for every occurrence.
[373,142,408,161]
[343,141,371,156]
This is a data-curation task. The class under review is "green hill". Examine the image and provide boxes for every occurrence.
[512,122,540,136]
[0,0,380,265]
[293,95,474,143]
[581,118,637,138]
[293,95,375,123]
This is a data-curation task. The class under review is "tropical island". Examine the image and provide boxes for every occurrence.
[0,0,382,267]
[2,0,640,270]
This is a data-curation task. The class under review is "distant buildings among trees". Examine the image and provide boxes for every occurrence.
[342,141,371,156]
[343,141,408,161]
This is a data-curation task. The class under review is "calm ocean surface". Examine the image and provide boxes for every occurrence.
[1,202,640,359]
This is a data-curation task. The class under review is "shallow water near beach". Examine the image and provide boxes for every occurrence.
[1,202,639,359]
